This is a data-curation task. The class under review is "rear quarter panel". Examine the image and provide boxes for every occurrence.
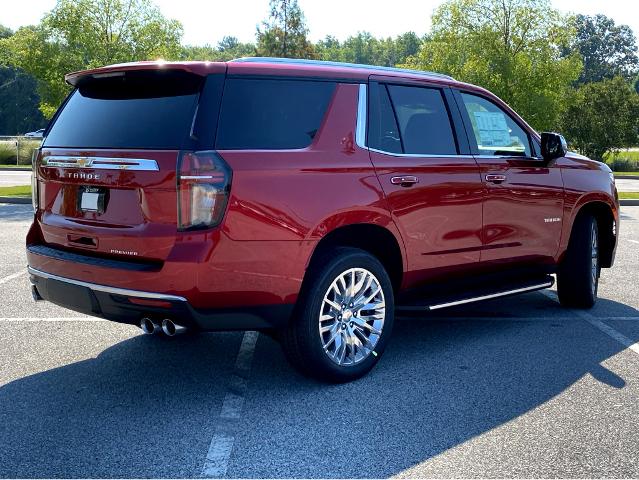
[208,83,406,303]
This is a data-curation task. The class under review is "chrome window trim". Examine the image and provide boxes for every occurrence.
[28,266,187,302]
[42,156,159,171]
[356,84,367,149]
[369,147,473,159]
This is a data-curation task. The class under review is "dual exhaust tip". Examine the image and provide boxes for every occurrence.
[140,317,187,336]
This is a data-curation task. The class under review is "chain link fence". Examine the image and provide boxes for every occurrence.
[0,136,42,166]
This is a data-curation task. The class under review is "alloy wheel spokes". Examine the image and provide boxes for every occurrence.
[319,268,386,366]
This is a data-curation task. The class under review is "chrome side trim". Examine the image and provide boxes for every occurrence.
[42,156,159,171]
[356,84,367,149]
[27,266,187,302]
[428,281,553,311]
[369,147,474,159]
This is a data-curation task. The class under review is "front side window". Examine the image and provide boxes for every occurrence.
[460,92,531,156]
[216,78,336,150]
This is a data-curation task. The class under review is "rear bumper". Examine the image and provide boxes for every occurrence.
[28,266,293,331]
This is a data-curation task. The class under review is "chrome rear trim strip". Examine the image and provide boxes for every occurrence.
[42,156,159,171]
[28,266,187,302]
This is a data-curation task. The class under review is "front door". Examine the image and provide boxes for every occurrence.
[455,91,564,265]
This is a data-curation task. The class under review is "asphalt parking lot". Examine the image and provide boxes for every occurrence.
[1,203,638,478]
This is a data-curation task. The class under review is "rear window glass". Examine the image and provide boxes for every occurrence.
[44,70,202,149]
[216,78,336,150]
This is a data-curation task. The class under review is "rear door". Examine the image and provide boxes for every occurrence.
[367,77,484,284]
[454,90,564,264]
[34,68,224,262]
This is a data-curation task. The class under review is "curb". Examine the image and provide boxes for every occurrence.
[614,175,639,180]
[620,199,639,206]
[0,167,31,171]
[0,196,31,205]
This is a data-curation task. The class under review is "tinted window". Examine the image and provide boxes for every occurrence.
[45,70,202,149]
[368,84,402,153]
[216,79,336,150]
[460,93,531,156]
[387,85,457,155]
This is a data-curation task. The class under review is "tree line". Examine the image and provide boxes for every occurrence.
[1,0,638,161]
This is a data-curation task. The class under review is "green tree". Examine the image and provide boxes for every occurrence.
[0,67,47,135]
[1,0,183,118]
[561,77,639,160]
[180,38,255,62]
[316,32,424,67]
[403,0,582,131]
[256,0,315,58]
[564,14,639,85]
[0,24,12,39]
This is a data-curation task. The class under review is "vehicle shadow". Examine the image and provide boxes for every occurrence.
[229,292,639,478]
[0,292,637,478]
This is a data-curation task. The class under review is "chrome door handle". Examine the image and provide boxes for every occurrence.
[485,174,506,184]
[390,175,419,187]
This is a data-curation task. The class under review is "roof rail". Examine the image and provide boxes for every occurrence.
[229,57,455,81]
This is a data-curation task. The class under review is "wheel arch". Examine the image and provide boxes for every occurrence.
[566,200,617,268]
[305,222,406,294]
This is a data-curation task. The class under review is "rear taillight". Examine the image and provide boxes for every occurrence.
[31,148,40,211]
[177,151,232,231]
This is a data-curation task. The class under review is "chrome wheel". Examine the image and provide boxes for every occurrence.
[319,267,386,366]
[591,220,599,295]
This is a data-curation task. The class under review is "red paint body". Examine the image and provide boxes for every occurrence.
[26,59,619,329]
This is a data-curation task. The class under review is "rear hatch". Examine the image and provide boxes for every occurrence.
[34,67,224,263]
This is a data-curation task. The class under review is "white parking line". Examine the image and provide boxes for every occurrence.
[0,270,26,285]
[0,317,100,322]
[201,331,259,478]
[541,290,639,355]
[628,239,639,245]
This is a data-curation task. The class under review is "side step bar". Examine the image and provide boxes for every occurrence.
[396,276,554,312]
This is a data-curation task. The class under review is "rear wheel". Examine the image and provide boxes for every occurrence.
[557,214,600,308]
[281,247,394,383]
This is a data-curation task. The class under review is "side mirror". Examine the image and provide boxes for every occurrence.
[541,132,567,160]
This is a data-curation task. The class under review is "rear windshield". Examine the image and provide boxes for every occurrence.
[216,78,336,150]
[44,70,202,150]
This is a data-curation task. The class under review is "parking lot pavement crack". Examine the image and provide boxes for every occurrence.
[200,331,259,478]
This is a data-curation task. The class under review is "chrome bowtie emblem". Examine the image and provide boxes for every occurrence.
[75,157,94,168]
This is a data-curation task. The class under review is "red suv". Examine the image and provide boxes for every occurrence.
[27,58,619,382]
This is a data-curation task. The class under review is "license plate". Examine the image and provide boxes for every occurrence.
[79,187,106,213]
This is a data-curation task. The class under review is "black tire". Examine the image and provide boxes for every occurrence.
[281,247,394,383]
[557,213,600,309]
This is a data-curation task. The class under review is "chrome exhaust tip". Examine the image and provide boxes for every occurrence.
[140,317,159,335]
[161,318,187,336]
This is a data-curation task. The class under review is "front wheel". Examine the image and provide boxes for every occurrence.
[557,214,600,308]
[281,247,394,383]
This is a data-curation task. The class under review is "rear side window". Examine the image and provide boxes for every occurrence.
[386,85,457,155]
[216,79,336,150]
[368,84,402,154]
[44,70,202,149]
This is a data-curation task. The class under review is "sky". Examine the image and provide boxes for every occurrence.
[3,0,639,46]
